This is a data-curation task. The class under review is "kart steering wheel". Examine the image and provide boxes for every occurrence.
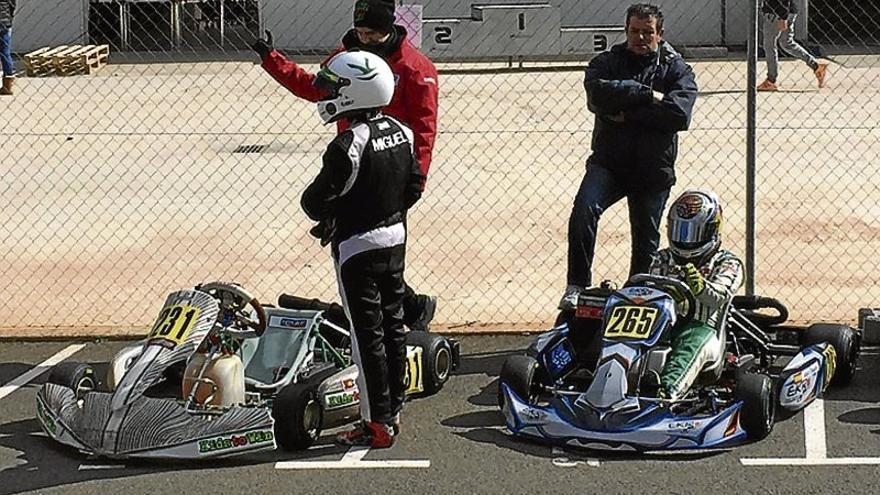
[197,282,268,337]
[626,274,697,328]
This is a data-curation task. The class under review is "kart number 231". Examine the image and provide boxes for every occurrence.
[604,306,658,339]
[148,304,201,347]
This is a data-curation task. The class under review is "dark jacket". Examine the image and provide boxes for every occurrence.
[262,25,439,186]
[762,0,798,19]
[0,0,15,30]
[301,115,424,244]
[584,41,698,193]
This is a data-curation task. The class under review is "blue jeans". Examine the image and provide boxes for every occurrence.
[566,162,670,287]
[0,28,11,76]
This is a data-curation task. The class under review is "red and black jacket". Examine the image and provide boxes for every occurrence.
[261,25,439,190]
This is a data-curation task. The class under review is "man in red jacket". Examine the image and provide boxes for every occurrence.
[252,0,439,332]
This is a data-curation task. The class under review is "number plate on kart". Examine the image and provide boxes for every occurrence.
[147,304,202,347]
[604,306,659,340]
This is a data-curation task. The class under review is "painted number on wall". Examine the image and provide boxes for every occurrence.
[594,34,608,52]
[435,26,453,44]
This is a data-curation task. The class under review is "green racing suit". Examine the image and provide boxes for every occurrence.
[648,248,744,399]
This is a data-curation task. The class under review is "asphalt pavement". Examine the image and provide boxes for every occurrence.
[2,336,880,495]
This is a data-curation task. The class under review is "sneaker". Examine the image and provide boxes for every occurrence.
[408,295,436,332]
[335,421,395,448]
[390,413,401,436]
[757,79,778,91]
[814,62,828,88]
[557,285,582,311]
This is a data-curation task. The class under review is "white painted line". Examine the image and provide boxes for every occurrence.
[78,463,127,471]
[551,446,600,468]
[803,398,827,459]
[275,459,430,470]
[276,445,429,470]
[0,344,86,401]
[741,457,880,466]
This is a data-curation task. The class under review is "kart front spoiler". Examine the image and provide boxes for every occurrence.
[500,384,747,451]
[36,383,275,460]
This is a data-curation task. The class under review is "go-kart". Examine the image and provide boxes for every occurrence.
[36,282,459,460]
[498,274,860,451]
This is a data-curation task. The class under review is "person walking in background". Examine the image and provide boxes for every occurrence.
[0,0,14,95]
[758,0,828,91]
[559,3,698,310]
[253,0,439,332]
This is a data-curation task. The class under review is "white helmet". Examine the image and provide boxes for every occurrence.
[667,189,724,264]
[315,50,395,124]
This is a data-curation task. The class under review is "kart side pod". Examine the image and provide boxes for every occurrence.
[777,343,835,412]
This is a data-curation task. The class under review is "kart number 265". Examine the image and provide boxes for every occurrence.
[604,306,658,339]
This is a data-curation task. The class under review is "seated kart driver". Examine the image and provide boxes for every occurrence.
[648,189,745,400]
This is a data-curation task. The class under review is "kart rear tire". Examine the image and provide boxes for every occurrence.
[497,355,539,408]
[736,371,775,440]
[405,331,453,395]
[273,381,323,451]
[47,362,96,400]
[802,323,859,387]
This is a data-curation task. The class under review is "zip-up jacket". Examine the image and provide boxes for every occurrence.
[584,41,698,193]
[0,0,15,30]
[762,0,798,19]
[261,25,438,188]
[301,114,424,244]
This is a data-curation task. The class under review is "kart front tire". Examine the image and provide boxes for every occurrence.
[802,323,859,387]
[737,371,775,440]
[406,331,453,395]
[498,355,539,408]
[47,362,96,400]
[273,382,323,451]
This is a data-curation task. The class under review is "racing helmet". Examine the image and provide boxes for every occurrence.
[314,50,394,124]
[667,189,723,264]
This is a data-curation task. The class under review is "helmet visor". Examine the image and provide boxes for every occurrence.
[314,66,350,99]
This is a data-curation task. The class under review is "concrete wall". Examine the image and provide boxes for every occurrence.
[13,0,87,53]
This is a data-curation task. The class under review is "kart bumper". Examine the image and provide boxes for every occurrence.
[499,384,746,451]
[36,383,275,460]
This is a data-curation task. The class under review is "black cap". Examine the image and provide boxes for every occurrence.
[353,0,396,34]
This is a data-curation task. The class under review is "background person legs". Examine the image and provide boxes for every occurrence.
[562,162,626,308]
[627,187,671,279]
[0,27,12,95]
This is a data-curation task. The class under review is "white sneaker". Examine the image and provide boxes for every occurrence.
[558,285,583,311]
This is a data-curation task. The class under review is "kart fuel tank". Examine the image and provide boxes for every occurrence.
[183,353,245,407]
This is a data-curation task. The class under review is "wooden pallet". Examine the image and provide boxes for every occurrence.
[23,45,76,77]
[23,44,110,77]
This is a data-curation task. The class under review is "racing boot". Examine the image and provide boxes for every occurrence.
[0,76,14,96]
[557,285,582,311]
[335,421,396,449]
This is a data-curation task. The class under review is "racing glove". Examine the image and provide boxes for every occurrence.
[251,30,274,61]
[682,263,705,296]
[309,219,336,247]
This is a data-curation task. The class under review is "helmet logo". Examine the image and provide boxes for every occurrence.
[354,0,369,22]
[675,194,704,219]
[347,58,379,81]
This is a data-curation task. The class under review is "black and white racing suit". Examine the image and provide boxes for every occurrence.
[301,114,424,424]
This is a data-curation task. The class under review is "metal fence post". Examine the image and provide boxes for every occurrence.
[745,0,759,296]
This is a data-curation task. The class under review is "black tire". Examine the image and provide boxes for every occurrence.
[273,382,323,451]
[802,323,859,387]
[736,371,775,440]
[405,331,453,395]
[47,362,96,400]
[497,355,540,409]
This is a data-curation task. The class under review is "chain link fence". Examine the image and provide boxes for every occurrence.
[1,0,878,335]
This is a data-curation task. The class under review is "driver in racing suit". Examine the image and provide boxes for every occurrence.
[648,189,744,400]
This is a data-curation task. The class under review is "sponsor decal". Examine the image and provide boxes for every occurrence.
[524,408,545,421]
[278,318,307,329]
[343,378,357,390]
[575,304,603,319]
[822,345,837,389]
[198,430,274,454]
[667,420,700,433]
[675,194,704,219]
[723,410,740,437]
[326,391,359,409]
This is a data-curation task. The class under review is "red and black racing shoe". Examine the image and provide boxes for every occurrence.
[335,421,396,449]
